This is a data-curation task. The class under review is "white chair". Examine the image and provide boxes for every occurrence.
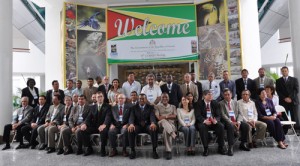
[275,105,300,141]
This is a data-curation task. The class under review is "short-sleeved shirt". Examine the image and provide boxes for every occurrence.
[122,81,141,98]
[141,84,162,104]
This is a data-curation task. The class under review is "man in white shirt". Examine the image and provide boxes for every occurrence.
[142,73,162,105]
[122,72,141,102]
[202,72,220,100]
[64,79,74,97]
[72,80,83,96]
[237,90,267,148]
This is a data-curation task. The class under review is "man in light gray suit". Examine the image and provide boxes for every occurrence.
[254,67,274,89]
[180,73,198,102]
[37,94,64,152]
[2,97,33,150]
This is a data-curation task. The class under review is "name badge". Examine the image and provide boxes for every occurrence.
[184,117,190,124]
[248,108,253,117]
[207,111,211,118]
[63,115,67,122]
[51,115,55,121]
[119,115,123,122]
[228,111,235,117]
[33,95,38,99]
[259,84,264,88]
[266,109,271,116]
[36,117,39,123]
[18,115,23,121]
[147,94,154,102]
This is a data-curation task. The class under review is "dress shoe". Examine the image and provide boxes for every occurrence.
[218,147,227,155]
[122,150,129,157]
[165,151,172,160]
[15,144,25,149]
[252,142,257,148]
[202,148,209,156]
[30,141,39,149]
[2,145,10,151]
[47,147,56,154]
[239,143,250,151]
[152,151,159,159]
[45,147,49,151]
[64,147,73,155]
[227,146,233,156]
[109,149,118,157]
[57,148,64,155]
[76,149,83,155]
[23,144,31,149]
[84,147,94,156]
[129,151,136,159]
[191,150,195,156]
[100,149,106,157]
[39,144,47,150]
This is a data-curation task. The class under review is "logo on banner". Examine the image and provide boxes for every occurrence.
[110,44,118,56]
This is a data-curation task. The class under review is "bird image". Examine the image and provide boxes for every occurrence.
[202,3,219,26]
[78,12,101,30]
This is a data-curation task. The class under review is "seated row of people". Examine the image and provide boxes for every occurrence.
[2,88,287,160]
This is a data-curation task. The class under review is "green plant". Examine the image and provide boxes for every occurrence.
[266,71,280,81]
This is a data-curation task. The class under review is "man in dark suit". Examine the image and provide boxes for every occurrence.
[2,97,33,150]
[161,75,182,108]
[79,91,111,156]
[127,93,159,159]
[107,94,131,157]
[98,76,112,103]
[191,72,203,102]
[235,69,257,100]
[195,90,226,156]
[21,78,39,108]
[276,66,300,128]
[21,95,50,149]
[45,80,65,105]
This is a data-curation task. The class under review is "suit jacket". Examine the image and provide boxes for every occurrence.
[61,105,73,126]
[12,105,34,125]
[276,76,299,105]
[45,89,65,105]
[219,100,240,124]
[254,77,274,89]
[193,81,203,102]
[21,87,39,108]
[31,104,50,125]
[161,83,182,108]
[235,78,257,100]
[219,80,236,100]
[85,103,111,128]
[195,100,221,124]
[83,86,98,104]
[98,84,112,103]
[107,103,131,128]
[180,82,198,102]
[129,104,156,126]
[68,104,90,128]
[45,104,65,125]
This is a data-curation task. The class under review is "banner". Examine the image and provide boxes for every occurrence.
[63,3,107,84]
[107,5,198,64]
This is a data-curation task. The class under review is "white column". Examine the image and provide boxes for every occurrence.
[44,0,63,90]
[239,0,262,78]
[288,0,300,113]
[0,1,13,135]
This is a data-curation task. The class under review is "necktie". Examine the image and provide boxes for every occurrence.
[187,84,190,93]
[284,77,287,83]
[209,81,212,89]
[227,102,231,110]
[244,79,247,90]
[260,78,263,84]
[206,103,212,121]
[168,84,171,90]
[119,105,123,115]
[98,105,101,112]
[65,106,68,115]
[227,102,235,122]
[105,85,108,93]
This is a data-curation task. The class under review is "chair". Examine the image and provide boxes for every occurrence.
[275,105,300,141]
[90,133,101,152]
[10,130,17,145]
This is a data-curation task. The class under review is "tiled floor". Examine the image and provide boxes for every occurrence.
[0,136,300,166]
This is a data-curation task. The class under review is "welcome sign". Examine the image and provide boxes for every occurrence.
[107,5,198,64]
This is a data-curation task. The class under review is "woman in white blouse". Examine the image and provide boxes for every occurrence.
[177,96,196,155]
[107,79,124,105]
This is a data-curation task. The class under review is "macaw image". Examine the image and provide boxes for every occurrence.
[77,5,105,31]
[197,0,225,27]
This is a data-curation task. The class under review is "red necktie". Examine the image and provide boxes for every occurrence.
[206,103,212,121]
[119,105,123,115]
[228,102,235,122]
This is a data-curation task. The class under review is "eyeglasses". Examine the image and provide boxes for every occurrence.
[242,94,249,96]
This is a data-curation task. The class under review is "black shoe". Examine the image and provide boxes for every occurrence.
[227,146,233,156]
[84,147,94,156]
[45,146,49,151]
[109,149,118,157]
[23,144,31,149]
[165,152,172,160]
[152,151,159,159]
[30,141,39,149]
[57,148,64,155]
[15,144,25,149]
[76,149,83,155]
[187,150,191,156]
[2,145,10,151]
[47,147,56,154]
[129,151,136,159]
[202,148,209,156]
[218,146,227,155]
[100,149,106,157]
[239,143,250,151]
[64,146,73,155]
[39,144,47,150]
[191,150,195,156]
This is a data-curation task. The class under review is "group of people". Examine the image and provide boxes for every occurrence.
[1,66,299,160]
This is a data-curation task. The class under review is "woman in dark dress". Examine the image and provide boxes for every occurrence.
[255,88,287,149]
